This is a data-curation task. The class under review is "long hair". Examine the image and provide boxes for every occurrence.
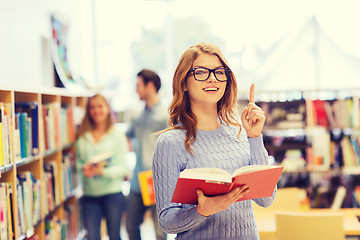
[76,94,115,139]
[164,42,241,153]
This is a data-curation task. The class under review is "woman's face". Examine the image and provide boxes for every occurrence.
[88,96,110,125]
[186,53,227,108]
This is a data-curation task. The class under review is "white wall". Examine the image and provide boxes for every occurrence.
[0,0,94,89]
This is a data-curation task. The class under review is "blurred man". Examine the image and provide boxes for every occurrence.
[125,69,168,240]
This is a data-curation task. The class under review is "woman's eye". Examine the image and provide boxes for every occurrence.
[195,70,207,75]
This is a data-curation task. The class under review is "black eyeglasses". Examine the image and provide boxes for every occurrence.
[188,67,231,82]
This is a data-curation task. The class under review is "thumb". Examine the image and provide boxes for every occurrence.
[197,189,204,198]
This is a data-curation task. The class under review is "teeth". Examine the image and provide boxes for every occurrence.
[204,87,218,91]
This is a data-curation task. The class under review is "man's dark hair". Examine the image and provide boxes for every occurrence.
[137,69,161,92]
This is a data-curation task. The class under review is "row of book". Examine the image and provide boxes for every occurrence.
[305,127,360,170]
[258,97,360,130]
[0,102,14,166]
[44,209,78,240]
[15,102,76,157]
[43,157,75,217]
[0,101,78,167]
[17,171,41,238]
[23,207,79,240]
[0,154,77,240]
[306,97,360,129]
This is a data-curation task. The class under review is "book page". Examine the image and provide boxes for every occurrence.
[232,165,280,176]
[179,168,232,183]
[88,151,113,164]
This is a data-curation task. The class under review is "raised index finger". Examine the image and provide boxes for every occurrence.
[249,83,255,103]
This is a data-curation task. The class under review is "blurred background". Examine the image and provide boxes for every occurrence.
[1,0,360,112]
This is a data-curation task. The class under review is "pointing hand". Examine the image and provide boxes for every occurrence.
[241,84,266,138]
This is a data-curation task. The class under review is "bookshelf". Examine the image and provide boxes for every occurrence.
[0,87,88,240]
[238,88,360,208]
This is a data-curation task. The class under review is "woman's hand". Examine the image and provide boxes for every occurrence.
[241,84,266,138]
[82,164,95,178]
[196,185,250,217]
[82,163,104,178]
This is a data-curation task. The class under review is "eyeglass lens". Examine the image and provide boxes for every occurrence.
[194,68,227,81]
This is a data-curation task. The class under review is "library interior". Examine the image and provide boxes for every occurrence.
[1,0,360,240]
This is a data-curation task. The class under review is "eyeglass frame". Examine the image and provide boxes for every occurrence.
[187,67,231,82]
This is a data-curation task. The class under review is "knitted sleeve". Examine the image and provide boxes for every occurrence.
[152,132,207,234]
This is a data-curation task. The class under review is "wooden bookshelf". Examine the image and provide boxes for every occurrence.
[0,87,88,240]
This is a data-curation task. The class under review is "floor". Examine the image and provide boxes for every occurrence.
[100,211,176,240]
[100,215,359,240]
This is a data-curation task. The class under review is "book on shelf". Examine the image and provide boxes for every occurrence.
[138,170,156,206]
[15,102,39,155]
[341,137,360,167]
[3,183,14,240]
[0,107,4,167]
[64,204,78,239]
[15,112,29,159]
[44,161,61,206]
[60,106,75,146]
[171,165,284,205]
[66,106,75,143]
[42,103,61,151]
[44,171,54,214]
[0,182,8,240]
[16,183,26,235]
[42,105,50,151]
[17,171,36,237]
[0,102,13,165]
[32,180,41,225]
[312,99,329,127]
[62,155,74,199]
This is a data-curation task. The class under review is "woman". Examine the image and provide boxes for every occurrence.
[152,43,276,240]
[76,94,128,240]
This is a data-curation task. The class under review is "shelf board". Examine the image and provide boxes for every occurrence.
[0,163,14,174]
[15,155,39,167]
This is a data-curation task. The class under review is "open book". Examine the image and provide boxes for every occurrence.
[87,151,113,167]
[171,165,284,205]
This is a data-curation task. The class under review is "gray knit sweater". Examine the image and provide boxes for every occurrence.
[152,123,276,240]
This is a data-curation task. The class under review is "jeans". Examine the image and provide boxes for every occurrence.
[82,192,126,240]
[125,191,167,240]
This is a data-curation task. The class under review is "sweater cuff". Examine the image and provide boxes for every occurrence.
[186,207,208,221]
[248,134,264,150]
[248,134,269,165]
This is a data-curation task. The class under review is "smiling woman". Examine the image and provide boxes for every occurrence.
[152,42,271,240]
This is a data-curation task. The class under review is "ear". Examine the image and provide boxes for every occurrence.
[146,81,156,91]
[184,83,188,92]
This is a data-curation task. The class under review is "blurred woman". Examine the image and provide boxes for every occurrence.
[76,94,128,240]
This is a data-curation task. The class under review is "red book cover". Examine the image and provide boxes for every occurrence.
[138,170,156,206]
[171,165,284,205]
[312,100,329,127]
[53,103,61,148]
[67,106,75,143]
